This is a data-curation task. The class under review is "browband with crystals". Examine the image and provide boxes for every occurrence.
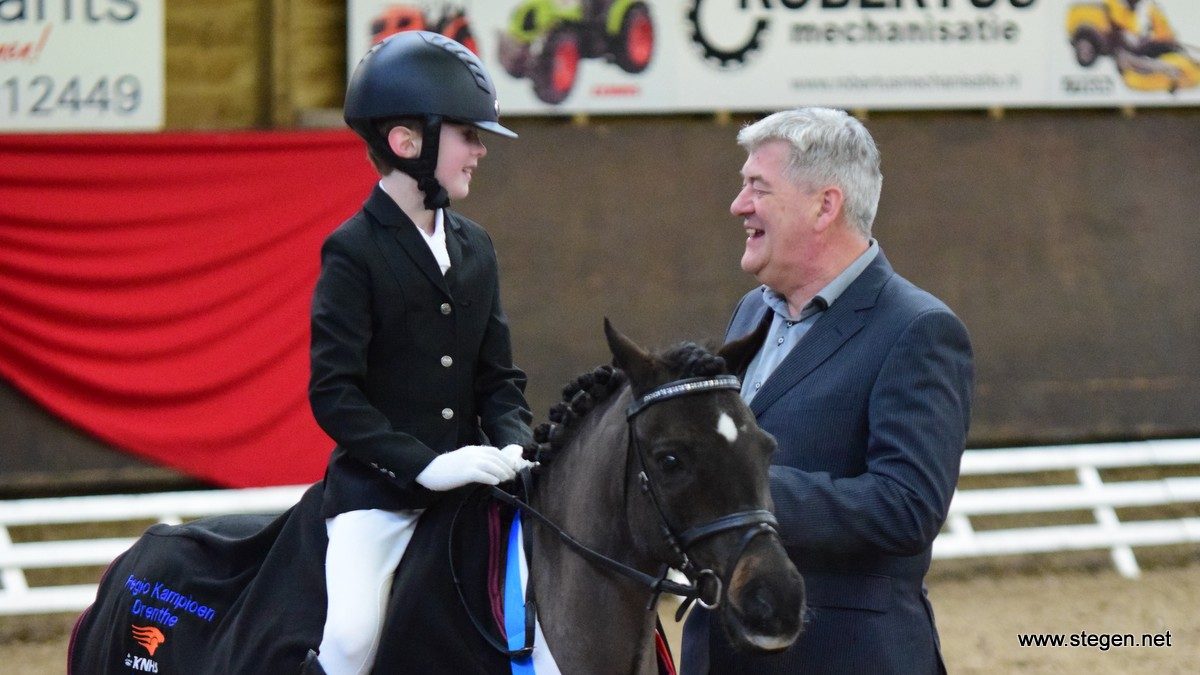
[626,375,742,419]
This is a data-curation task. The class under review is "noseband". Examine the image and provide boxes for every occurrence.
[625,375,780,614]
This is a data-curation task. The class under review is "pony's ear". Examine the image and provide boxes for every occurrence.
[717,317,770,377]
[604,318,657,393]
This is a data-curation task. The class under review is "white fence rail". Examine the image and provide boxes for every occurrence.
[3,439,1199,615]
[0,485,305,616]
[932,438,1200,578]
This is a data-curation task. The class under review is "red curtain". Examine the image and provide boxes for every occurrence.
[0,131,379,487]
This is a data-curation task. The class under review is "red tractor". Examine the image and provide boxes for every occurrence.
[370,4,477,54]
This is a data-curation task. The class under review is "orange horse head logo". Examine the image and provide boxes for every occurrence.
[131,624,166,656]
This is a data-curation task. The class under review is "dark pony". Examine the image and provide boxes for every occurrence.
[69,322,803,674]
[512,321,805,673]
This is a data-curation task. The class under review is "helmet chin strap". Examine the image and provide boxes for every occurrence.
[380,115,450,210]
[416,175,450,211]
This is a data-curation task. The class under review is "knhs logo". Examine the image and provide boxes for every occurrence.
[123,653,160,673]
[131,624,165,656]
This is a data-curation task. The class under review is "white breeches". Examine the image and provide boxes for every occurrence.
[317,508,422,675]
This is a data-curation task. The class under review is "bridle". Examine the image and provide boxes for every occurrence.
[454,374,781,658]
[623,375,781,617]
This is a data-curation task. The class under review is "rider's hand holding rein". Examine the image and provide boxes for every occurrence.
[500,443,534,472]
[416,445,528,491]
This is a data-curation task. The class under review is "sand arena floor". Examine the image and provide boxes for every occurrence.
[5,558,1198,674]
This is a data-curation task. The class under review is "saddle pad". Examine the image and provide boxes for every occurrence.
[70,483,330,674]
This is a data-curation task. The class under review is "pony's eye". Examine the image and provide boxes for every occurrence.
[656,453,681,472]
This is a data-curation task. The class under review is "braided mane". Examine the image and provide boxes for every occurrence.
[528,342,729,465]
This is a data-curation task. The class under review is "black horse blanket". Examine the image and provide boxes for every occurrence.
[69,482,514,674]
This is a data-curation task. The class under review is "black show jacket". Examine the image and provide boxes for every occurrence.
[309,185,532,516]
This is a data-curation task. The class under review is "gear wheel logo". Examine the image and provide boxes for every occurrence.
[687,0,771,69]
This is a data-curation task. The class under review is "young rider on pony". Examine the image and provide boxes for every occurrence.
[307,31,533,675]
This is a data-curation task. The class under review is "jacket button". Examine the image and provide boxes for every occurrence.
[440,303,452,315]
[441,355,453,368]
[442,408,454,420]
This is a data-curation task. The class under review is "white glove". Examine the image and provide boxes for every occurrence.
[415,445,517,492]
[500,444,534,473]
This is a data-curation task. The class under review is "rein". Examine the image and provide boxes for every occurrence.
[448,478,697,660]
[487,486,697,598]
[451,374,781,660]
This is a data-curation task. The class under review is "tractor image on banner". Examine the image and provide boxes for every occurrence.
[496,0,655,104]
[368,4,478,53]
[1067,0,1200,92]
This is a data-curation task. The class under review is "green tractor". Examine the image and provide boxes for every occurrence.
[497,0,655,104]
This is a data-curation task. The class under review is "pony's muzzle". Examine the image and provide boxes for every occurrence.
[722,537,805,653]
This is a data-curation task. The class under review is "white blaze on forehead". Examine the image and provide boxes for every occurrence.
[716,412,739,443]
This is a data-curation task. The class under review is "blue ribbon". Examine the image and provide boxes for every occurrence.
[506,512,536,674]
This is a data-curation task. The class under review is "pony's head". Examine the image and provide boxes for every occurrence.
[602,319,805,653]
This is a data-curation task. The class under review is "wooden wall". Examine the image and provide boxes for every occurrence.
[478,111,1200,450]
[165,0,346,128]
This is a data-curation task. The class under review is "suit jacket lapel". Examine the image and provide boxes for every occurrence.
[749,250,894,416]
[365,185,453,299]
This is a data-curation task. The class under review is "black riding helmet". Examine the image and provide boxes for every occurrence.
[344,31,517,209]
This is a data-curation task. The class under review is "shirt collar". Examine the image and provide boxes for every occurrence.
[377,178,445,240]
[419,208,445,244]
[761,239,879,320]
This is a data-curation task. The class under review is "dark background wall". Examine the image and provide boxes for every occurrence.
[481,110,1200,449]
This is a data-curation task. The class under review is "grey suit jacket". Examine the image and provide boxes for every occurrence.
[684,248,973,674]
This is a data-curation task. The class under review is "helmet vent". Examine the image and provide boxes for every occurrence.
[425,32,491,94]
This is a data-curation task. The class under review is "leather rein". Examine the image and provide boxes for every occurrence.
[451,374,781,659]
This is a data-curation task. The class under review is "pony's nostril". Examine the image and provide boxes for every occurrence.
[729,578,805,653]
[745,585,775,622]
[733,573,804,634]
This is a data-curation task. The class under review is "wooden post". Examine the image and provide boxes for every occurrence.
[265,0,294,128]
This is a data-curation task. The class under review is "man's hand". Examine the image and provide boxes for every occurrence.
[415,445,517,491]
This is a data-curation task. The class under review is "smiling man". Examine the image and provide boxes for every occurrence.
[682,107,975,674]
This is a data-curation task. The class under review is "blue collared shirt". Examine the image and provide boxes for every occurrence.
[741,240,879,404]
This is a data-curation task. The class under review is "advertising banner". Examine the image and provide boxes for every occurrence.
[1,0,164,131]
[347,1,1200,114]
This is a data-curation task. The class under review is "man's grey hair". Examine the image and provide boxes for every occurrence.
[737,107,882,238]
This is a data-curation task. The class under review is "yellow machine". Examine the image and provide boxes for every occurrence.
[1067,0,1199,92]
